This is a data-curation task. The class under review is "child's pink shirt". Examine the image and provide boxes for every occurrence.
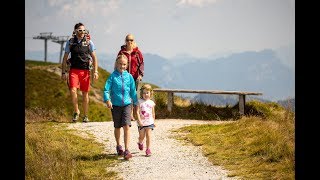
[138,99,155,126]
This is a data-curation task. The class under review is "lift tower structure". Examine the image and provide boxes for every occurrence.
[33,32,53,62]
[51,36,69,63]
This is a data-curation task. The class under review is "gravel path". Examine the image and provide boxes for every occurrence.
[67,119,238,180]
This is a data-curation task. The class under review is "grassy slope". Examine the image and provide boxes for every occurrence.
[25,60,111,122]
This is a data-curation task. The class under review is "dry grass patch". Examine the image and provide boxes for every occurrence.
[173,107,294,179]
[25,110,118,179]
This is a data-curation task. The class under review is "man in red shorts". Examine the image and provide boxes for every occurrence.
[61,22,99,122]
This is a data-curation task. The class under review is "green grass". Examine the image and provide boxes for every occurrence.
[173,107,295,179]
[25,59,58,66]
[245,100,284,119]
[25,112,119,179]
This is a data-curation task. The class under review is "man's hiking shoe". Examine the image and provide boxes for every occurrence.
[72,112,79,122]
[124,150,132,160]
[82,116,89,123]
[146,148,151,156]
[116,145,124,156]
[138,142,143,151]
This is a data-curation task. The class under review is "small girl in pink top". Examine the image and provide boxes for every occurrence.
[136,84,156,156]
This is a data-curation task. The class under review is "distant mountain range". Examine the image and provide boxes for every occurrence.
[144,49,294,101]
[25,48,295,102]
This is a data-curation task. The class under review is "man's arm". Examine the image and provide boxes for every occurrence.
[61,52,69,73]
[91,51,99,79]
[61,52,69,80]
[61,39,70,77]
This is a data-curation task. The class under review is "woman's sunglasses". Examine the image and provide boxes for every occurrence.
[77,29,87,33]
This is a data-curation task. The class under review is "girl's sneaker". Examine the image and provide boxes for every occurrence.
[146,148,151,156]
[124,150,132,160]
[137,142,143,150]
[116,145,124,156]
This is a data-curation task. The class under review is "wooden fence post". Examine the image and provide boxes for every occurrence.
[239,94,246,115]
[167,92,173,112]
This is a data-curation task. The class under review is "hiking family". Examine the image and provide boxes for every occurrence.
[61,22,155,160]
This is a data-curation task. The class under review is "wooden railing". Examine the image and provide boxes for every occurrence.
[153,88,263,115]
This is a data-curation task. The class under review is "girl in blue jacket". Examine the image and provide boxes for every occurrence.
[103,54,138,160]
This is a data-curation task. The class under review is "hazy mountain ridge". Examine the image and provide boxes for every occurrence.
[142,49,294,101]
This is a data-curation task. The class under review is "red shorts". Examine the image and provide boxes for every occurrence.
[69,69,90,92]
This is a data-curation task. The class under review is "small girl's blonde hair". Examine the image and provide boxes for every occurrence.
[140,84,153,99]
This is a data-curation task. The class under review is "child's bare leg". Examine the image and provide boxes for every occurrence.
[114,128,121,146]
[138,129,146,144]
[123,125,130,150]
[145,128,152,149]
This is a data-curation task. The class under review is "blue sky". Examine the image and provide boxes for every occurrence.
[25,0,295,59]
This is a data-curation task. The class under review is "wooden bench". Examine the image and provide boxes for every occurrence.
[153,88,263,115]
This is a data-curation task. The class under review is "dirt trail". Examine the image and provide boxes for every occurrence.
[67,119,238,180]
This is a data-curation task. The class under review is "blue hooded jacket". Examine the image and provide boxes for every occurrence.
[103,70,138,106]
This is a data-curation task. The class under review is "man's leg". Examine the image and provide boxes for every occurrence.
[70,87,80,115]
[78,69,90,121]
[82,91,89,116]
[69,69,80,121]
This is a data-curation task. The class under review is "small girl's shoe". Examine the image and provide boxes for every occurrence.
[146,148,151,156]
[138,142,143,151]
